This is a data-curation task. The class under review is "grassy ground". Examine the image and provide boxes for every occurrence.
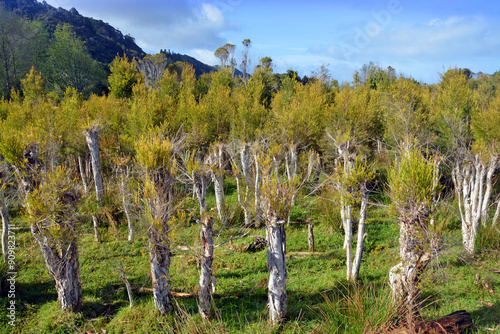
[1,187,499,333]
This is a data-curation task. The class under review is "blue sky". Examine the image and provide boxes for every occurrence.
[42,0,500,83]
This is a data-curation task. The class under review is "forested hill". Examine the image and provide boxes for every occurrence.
[0,0,145,63]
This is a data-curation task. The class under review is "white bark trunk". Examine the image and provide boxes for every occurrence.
[119,173,134,241]
[85,128,104,242]
[199,216,214,319]
[308,223,314,252]
[492,198,500,227]
[481,156,497,226]
[212,172,226,222]
[254,151,261,226]
[266,215,287,324]
[1,197,9,263]
[32,225,82,312]
[344,204,353,280]
[84,128,104,201]
[210,146,226,223]
[350,188,368,280]
[77,155,89,194]
[452,154,498,255]
[389,206,432,307]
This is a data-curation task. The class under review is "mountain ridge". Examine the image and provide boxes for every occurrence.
[0,0,220,76]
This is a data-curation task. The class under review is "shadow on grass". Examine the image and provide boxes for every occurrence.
[469,303,500,330]
[17,280,57,306]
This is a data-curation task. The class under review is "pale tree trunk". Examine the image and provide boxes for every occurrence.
[308,222,314,252]
[210,146,226,224]
[35,236,82,312]
[389,205,432,309]
[342,203,353,280]
[235,169,252,227]
[266,215,287,324]
[492,198,500,227]
[452,154,497,254]
[47,240,82,312]
[285,144,298,225]
[147,170,174,314]
[192,171,215,319]
[85,127,104,242]
[77,154,89,194]
[199,216,214,319]
[230,143,254,227]
[253,150,261,227]
[350,186,368,280]
[149,238,173,314]
[118,168,134,241]
[1,196,9,263]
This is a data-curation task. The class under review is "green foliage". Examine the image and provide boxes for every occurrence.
[108,54,142,99]
[134,129,177,171]
[46,24,107,97]
[259,151,300,219]
[388,148,440,215]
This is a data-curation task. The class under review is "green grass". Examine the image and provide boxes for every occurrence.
[1,192,500,333]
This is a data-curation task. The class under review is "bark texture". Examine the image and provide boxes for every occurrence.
[85,127,104,242]
[266,215,287,324]
[350,188,368,280]
[1,197,9,263]
[147,169,174,314]
[33,230,82,312]
[452,154,498,254]
[84,127,104,201]
[308,222,314,252]
[199,216,214,319]
[389,204,432,308]
[209,145,227,224]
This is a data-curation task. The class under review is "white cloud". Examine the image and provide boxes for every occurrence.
[191,48,219,66]
[40,0,238,53]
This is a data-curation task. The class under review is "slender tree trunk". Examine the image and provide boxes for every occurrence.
[85,127,104,242]
[492,198,500,227]
[1,197,9,263]
[212,173,226,222]
[342,203,353,280]
[481,155,497,226]
[254,151,261,227]
[85,128,104,200]
[266,215,287,324]
[118,265,134,308]
[77,155,89,194]
[119,171,133,241]
[350,187,368,280]
[199,216,214,319]
[308,222,314,252]
[211,146,226,223]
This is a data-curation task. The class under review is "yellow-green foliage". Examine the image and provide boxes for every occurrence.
[259,151,299,219]
[388,148,440,214]
[472,94,500,154]
[272,77,328,149]
[108,54,142,99]
[24,167,79,241]
[328,84,381,156]
[21,67,46,104]
[134,129,177,171]
[332,156,375,205]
